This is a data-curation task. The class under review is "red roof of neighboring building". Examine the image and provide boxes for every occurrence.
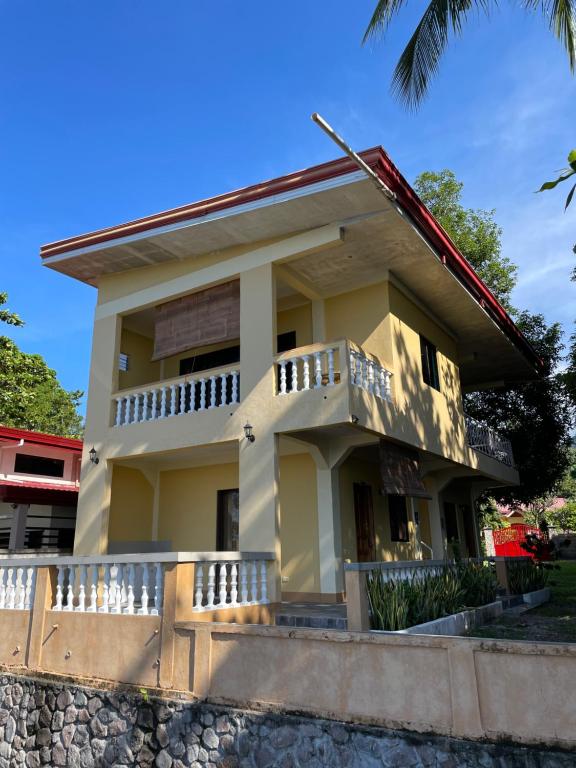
[39,147,543,374]
[0,479,78,492]
[0,426,82,452]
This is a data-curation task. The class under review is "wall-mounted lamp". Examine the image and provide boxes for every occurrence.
[243,423,255,443]
[89,447,99,465]
[351,415,359,424]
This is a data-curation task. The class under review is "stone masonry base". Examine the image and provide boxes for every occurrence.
[0,673,572,768]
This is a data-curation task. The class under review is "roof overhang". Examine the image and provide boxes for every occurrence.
[0,426,82,452]
[40,148,543,386]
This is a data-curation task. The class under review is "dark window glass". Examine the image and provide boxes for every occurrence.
[444,502,459,542]
[420,336,440,391]
[179,345,240,376]
[277,331,297,354]
[389,495,409,542]
[217,489,240,551]
[14,454,65,478]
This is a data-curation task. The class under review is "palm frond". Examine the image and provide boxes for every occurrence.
[391,0,484,108]
[363,0,410,42]
[523,0,576,70]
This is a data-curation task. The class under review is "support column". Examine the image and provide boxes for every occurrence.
[9,504,28,551]
[316,466,343,597]
[426,480,446,559]
[239,264,281,602]
[311,300,325,344]
[75,313,122,555]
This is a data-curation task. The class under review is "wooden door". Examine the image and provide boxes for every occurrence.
[354,483,376,562]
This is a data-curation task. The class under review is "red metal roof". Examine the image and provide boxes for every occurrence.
[39,147,543,373]
[0,479,78,492]
[0,426,82,452]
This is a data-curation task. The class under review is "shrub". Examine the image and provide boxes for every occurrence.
[508,559,549,594]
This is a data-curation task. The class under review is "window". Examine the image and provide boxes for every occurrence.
[14,453,65,478]
[277,331,297,354]
[216,489,239,551]
[443,502,460,543]
[420,335,440,391]
[180,345,240,376]
[389,495,409,542]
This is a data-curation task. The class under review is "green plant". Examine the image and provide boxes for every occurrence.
[458,561,498,607]
[508,559,549,594]
[538,150,576,211]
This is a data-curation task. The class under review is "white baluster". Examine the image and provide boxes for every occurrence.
[24,568,35,611]
[290,358,298,393]
[54,566,64,611]
[15,568,25,610]
[99,565,110,613]
[230,564,238,606]
[112,565,123,614]
[194,565,204,611]
[125,565,135,614]
[240,562,248,605]
[218,563,228,606]
[327,348,335,385]
[361,357,368,390]
[170,384,177,416]
[123,396,131,426]
[139,565,150,615]
[64,567,75,612]
[141,391,149,421]
[160,387,167,418]
[381,370,391,400]
[373,366,381,398]
[302,356,310,390]
[349,351,357,385]
[88,566,98,612]
[207,564,216,608]
[151,389,158,420]
[6,569,16,610]
[250,561,258,603]
[259,561,268,604]
[199,379,207,410]
[367,361,375,394]
[314,352,323,388]
[279,361,287,395]
[355,355,363,387]
[75,566,87,612]
[220,373,228,406]
[231,371,239,403]
[115,398,123,427]
[0,568,6,609]
[152,563,163,615]
[179,382,187,415]
[209,376,217,408]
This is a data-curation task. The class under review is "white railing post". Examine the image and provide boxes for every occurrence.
[349,350,356,385]
[139,565,150,615]
[6,568,16,610]
[88,566,98,612]
[207,564,216,608]
[314,352,323,388]
[250,561,258,604]
[259,561,268,604]
[218,562,228,606]
[64,567,75,612]
[170,384,177,416]
[24,568,36,611]
[54,566,64,611]
[125,565,135,614]
[75,566,87,612]
[230,563,238,607]
[199,378,207,410]
[179,382,187,415]
[194,565,204,611]
[0,568,6,610]
[152,563,163,616]
[99,565,110,613]
[122,396,131,426]
[159,387,167,418]
[231,371,239,403]
[151,390,158,420]
[302,356,310,390]
[327,348,335,385]
[279,361,287,395]
[115,398,123,426]
[240,562,248,605]
[15,568,25,610]
[209,376,218,409]
[220,373,228,406]
[290,358,298,393]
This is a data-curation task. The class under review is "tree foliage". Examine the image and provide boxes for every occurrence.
[414,171,517,310]
[0,295,83,438]
[363,0,576,109]
[539,149,576,210]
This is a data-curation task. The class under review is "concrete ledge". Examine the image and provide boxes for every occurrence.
[523,586,551,607]
[373,601,504,637]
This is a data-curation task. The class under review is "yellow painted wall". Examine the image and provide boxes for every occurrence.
[277,304,312,349]
[279,453,320,594]
[159,463,239,550]
[339,456,417,562]
[118,329,160,390]
[417,499,432,559]
[108,466,153,543]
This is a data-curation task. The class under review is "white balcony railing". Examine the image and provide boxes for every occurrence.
[113,366,239,427]
[0,552,274,615]
[465,414,514,467]
[274,341,392,401]
[344,557,491,584]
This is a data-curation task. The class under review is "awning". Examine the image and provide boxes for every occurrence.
[0,480,79,506]
[379,440,431,499]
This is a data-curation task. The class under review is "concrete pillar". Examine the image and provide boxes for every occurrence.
[427,482,446,559]
[239,264,281,602]
[316,466,343,597]
[311,300,325,343]
[75,313,122,555]
[9,504,28,550]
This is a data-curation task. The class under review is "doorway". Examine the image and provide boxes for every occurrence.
[216,489,239,551]
[353,483,376,562]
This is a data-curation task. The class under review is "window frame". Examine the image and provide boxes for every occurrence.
[420,335,441,391]
[388,494,410,543]
[13,453,66,479]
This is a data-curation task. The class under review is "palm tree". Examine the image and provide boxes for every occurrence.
[363,0,576,108]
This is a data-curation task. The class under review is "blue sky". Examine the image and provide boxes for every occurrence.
[0,1,574,414]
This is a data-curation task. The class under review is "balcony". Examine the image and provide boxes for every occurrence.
[465,414,514,467]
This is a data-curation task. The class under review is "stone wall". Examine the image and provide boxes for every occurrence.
[0,673,572,768]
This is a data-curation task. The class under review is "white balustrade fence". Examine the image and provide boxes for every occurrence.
[277,347,338,395]
[0,565,37,610]
[193,559,270,611]
[346,557,493,586]
[349,349,392,402]
[114,368,239,427]
[465,414,514,467]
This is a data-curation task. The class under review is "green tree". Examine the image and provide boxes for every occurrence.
[414,170,517,310]
[475,495,507,531]
[363,1,576,108]
[0,294,83,438]
[547,500,576,532]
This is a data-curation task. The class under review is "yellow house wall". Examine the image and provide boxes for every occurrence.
[118,329,160,390]
[108,466,154,543]
[339,456,417,562]
[277,304,313,349]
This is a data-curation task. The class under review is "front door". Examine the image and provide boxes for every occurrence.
[353,483,376,562]
[216,489,239,551]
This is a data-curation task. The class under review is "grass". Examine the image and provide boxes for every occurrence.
[468,560,576,643]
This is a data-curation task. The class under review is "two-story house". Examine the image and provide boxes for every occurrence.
[40,148,541,604]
